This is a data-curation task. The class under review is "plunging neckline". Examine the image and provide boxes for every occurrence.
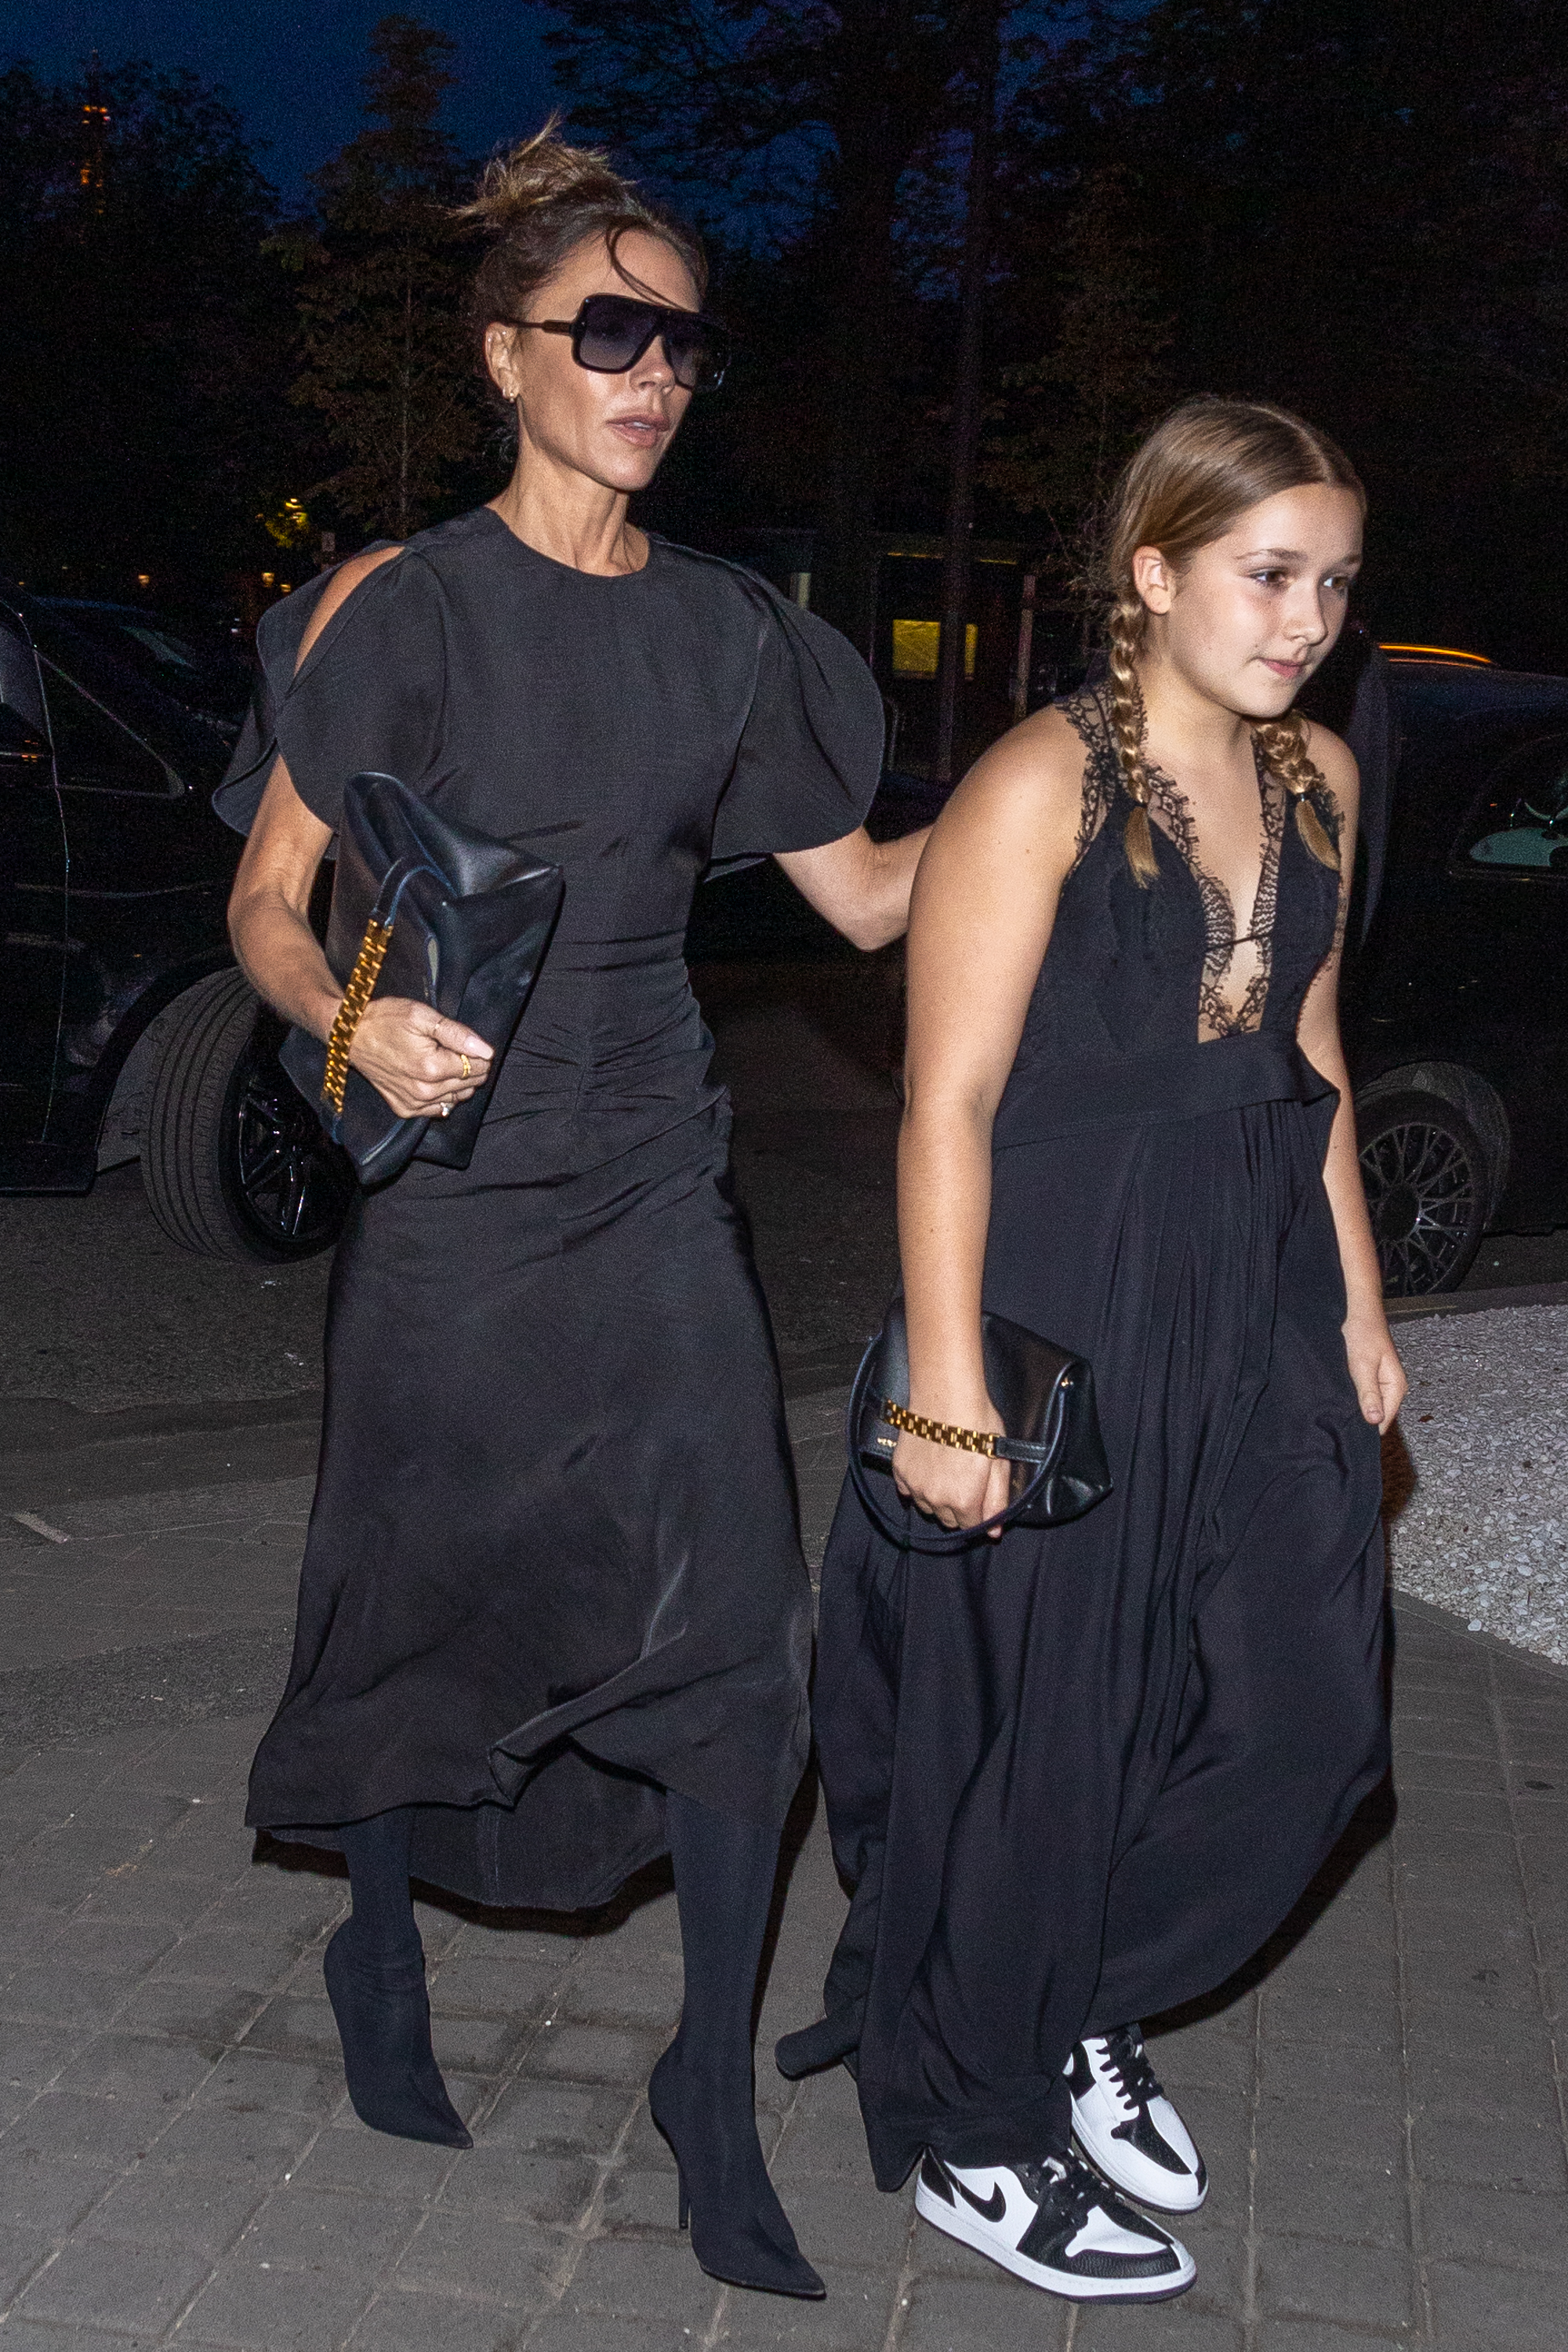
[1141,745,1287,1036]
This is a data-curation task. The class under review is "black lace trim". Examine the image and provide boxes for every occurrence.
[1054,684,1308,1040]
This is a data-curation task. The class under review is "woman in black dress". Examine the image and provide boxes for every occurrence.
[786,401,1405,2303]
[222,131,924,2302]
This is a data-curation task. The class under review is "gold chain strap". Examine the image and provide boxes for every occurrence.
[880,1398,998,1457]
[322,916,394,1117]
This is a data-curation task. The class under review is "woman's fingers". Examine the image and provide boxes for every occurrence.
[347,998,492,1118]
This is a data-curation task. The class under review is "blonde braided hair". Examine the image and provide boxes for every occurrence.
[1098,397,1360,886]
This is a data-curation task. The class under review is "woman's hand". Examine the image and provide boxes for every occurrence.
[348,998,493,1121]
[892,1411,1011,1537]
[1343,1308,1407,1433]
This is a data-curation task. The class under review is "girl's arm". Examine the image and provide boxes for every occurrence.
[1295,727,1407,1434]
[891,710,1084,1531]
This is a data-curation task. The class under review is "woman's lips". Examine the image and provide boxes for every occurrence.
[609,416,666,446]
[1262,657,1306,678]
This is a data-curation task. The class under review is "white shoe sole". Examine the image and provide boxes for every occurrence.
[1072,2122,1209,2214]
[914,2174,1196,2303]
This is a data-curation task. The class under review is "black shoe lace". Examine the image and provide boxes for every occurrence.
[1021,2151,1105,2233]
[1104,2025,1163,2112]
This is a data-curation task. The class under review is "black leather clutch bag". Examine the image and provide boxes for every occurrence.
[848,1295,1112,1553]
[280,771,564,1185]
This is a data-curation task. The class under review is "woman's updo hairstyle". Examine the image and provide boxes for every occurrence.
[456,120,708,421]
[1098,397,1364,886]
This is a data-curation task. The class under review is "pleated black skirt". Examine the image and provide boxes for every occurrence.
[813,1036,1389,2189]
[247,1098,813,1912]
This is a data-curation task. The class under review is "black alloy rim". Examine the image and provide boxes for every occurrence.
[230,1029,355,1252]
[1359,1119,1480,1295]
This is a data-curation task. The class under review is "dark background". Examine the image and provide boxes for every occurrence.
[2,0,1564,746]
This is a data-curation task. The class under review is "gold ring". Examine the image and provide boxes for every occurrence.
[460,1052,471,1081]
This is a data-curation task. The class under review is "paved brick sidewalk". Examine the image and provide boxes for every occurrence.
[3,1443,1567,2348]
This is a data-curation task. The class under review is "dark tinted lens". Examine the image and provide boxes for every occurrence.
[662,316,728,391]
[575,296,726,390]
[575,296,659,373]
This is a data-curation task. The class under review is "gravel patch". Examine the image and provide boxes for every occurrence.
[1388,1304,1568,1663]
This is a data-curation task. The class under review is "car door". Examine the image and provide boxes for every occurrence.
[1443,719,1568,1226]
[0,607,69,1149]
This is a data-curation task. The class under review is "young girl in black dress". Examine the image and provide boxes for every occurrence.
[789,400,1405,2303]
[223,131,927,2302]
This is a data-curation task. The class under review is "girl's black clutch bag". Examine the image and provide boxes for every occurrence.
[848,1295,1112,1553]
[280,771,564,1186]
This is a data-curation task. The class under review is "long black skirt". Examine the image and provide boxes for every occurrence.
[247,1098,812,1911]
[812,1040,1389,2190]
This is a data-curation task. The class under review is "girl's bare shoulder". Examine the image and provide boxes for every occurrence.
[1301,715,1361,824]
[938,704,1091,855]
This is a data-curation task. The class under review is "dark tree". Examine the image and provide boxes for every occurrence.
[285,16,484,541]
[545,0,1025,641]
[0,59,297,597]
[1000,0,1568,660]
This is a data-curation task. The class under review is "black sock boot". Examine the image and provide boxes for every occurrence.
[325,1808,471,2149]
[649,1791,824,2300]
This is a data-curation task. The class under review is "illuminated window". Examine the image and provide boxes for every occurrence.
[891,619,977,680]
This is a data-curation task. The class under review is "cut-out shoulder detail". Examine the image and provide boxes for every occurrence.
[296,545,404,675]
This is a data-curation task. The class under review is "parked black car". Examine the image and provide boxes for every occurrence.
[1342,652,1568,1291]
[2,591,1563,1293]
[0,590,354,1258]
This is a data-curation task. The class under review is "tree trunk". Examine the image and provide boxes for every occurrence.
[934,5,999,786]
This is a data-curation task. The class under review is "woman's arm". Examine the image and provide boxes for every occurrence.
[1295,727,1407,1434]
[774,825,931,949]
[227,551,492,1121]
[891,711,1084,1530]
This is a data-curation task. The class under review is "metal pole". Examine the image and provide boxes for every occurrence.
[933,5,1000,788]
[1013,570,1036,726]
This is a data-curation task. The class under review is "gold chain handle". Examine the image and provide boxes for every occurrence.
[322,916,394,1118]
[880,1398,998,1457]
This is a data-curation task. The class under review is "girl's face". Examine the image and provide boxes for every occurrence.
[1134,484,1364,719]
[485,230,699,497]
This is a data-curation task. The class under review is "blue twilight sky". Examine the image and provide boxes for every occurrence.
[2,1,563,199]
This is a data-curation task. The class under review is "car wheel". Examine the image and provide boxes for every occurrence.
[1356,1088,1489,1296]
[141,968,355,1261]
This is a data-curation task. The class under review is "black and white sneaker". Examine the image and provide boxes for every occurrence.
[1068,2025,1207,2212]
[915,2147,1196,2303]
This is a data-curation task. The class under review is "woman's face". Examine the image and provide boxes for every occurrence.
[1135,484,1364,719]
[485,230,699,495]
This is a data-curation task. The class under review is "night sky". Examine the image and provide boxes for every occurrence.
[2,2,561,197]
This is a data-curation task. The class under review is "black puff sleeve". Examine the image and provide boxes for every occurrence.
[707,583,885,872]
[212,547,440,838]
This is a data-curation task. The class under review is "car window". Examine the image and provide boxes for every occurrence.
[1457,733,1568,876]
[39,658,179,795]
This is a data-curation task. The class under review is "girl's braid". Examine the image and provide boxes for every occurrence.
[1250,707,1340,871]
[1107,594,1161,887]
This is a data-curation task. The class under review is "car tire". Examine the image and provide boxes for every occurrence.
[1356,1087,1490,1296]
[140,968,355,1261]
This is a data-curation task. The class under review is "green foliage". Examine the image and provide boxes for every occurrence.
[286,16,484,540]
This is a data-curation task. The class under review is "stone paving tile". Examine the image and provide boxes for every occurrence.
[11,2234,212,2333]
[3,1492,1568,2350]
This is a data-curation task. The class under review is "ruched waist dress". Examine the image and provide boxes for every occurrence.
[810,684,1390,2190]
[217,508,884,1911]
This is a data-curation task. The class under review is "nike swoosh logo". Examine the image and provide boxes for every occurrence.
[955,2176,1007,2223]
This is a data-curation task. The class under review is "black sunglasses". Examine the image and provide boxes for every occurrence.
[512,292,728,393]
